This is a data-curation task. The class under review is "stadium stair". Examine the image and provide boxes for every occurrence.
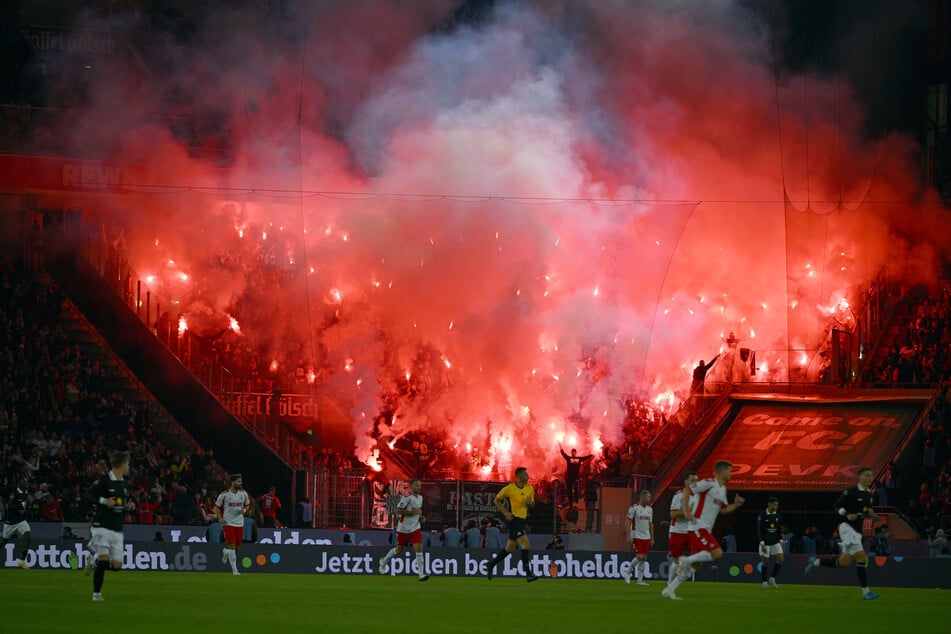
[47,248,296,501]
[55,284,207,461]
[644,389,737,500]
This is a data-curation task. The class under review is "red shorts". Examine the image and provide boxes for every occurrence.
[223,525,243,547]
[631,538,651,556]
[689,528,719,553]
[397,530,422,547]
[668,532,690,558]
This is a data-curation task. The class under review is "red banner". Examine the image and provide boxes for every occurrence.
[697,401,922,490]
[0,154,144,192]
[0,153,241,199]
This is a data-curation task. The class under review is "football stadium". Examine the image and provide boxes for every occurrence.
[2,2,950,631]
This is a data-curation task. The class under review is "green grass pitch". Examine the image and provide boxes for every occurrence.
[3,570,947,633]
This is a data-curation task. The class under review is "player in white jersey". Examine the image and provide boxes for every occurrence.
[662,461,745,600]
[666,471,698,584]
[378,479,429,581]
[215,474,251,575]
[622,490,654,586]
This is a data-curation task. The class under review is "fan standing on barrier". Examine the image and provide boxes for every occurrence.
[486,466,539,582]
[378,478,429,581]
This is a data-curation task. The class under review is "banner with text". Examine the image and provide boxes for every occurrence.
[0,154,145,193]
[370,480,505,530]
[5,541,949,588]
[698,401,923,490]
[223,392,321,420]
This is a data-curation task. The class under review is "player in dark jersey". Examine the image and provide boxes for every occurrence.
[757,496,783,588]
[2,477,33,569]
[88,451,134,602]
[804,467,880,600]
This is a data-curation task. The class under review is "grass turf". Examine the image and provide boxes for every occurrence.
[3,569,947,633]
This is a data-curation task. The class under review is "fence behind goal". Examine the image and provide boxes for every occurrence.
[313,473,599,536]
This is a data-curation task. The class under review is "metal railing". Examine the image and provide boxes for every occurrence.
[637,390,731,476]
[314,474,584,534]
[72,218,316,470]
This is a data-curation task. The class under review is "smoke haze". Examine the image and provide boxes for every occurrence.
[38,0,946,476]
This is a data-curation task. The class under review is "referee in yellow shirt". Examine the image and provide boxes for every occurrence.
[486,467,539,582]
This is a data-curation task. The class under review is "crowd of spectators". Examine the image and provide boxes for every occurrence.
[387,429,451,479]
[311,447,364,479]
[179,278,949,504]
[901,389,951,542]
[867,287,951,384]
[6,251,951,548]
[864,287,951,549]
[370,395,669,490]
[0,262,296,531]
[93,217,682,488]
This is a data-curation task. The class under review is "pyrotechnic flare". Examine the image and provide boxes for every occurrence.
[35,1,946,476]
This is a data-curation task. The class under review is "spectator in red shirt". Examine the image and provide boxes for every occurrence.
[39,489,65,521]
[137,494,161,524]
[258,486,282,528]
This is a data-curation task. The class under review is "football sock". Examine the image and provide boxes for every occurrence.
[227,549,238,573]
[520,548,531,574]
[682,551,713,565]
[415,552,425,577]
[772,563,782,579]
[761,564,769,582]
[856,561,868,587]
[668,574,685,592]
[93,559,108,592]
[490,548,509,569]
[381,548,397,564]
[818,557,840,568]
[636,561,644,581]
[668,559,678,583]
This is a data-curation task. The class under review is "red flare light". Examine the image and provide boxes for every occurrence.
[60,1,939,481]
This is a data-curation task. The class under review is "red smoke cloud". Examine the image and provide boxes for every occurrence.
[53,1,946,478]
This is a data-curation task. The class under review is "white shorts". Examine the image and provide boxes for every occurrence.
[90,526,125,562]
[759,542,783,557]
[3,521,31,540]
[838,522,864,556]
